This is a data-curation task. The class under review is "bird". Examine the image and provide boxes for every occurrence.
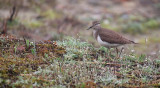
[87,21,136,58]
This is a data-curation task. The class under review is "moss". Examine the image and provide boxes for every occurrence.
[122,22,146,35]
[119,17,159,34]
[0,35,66,87]
[40,9,61,19]
[0,36,160,87]
[0,35,66,58]
[0,56,48,87]
[23,20,44,28]
[144,19,160,29]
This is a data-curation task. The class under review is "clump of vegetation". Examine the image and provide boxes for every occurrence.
[122,21,145,35]
[0,35,66,58]
[23,20,44,28]
[0,35,66,87]
[57,37,97,61]
[40,9,61,20]
[116,15,160,35]
[144,19,160,29]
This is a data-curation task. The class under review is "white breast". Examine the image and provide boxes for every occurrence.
[97,35,120,47]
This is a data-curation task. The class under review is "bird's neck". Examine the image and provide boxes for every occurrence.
[93,29,99,39]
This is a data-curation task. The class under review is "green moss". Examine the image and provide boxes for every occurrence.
[40,9,61,19]
[144,19,160,29]
[122,22,146,35]
[23,20,43,28]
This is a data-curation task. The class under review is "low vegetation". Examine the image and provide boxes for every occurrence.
[0,36,160,88]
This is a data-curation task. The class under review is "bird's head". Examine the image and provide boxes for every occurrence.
[87,21,101,30]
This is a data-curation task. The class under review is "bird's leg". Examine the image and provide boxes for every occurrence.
[115,48,119,59]
[115,47,124,59]
[119,47,124,58]
[116,48,119,56]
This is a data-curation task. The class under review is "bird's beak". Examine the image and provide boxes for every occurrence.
[87,25,94,30]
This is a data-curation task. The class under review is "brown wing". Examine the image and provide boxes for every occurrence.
[98,28,134,44]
